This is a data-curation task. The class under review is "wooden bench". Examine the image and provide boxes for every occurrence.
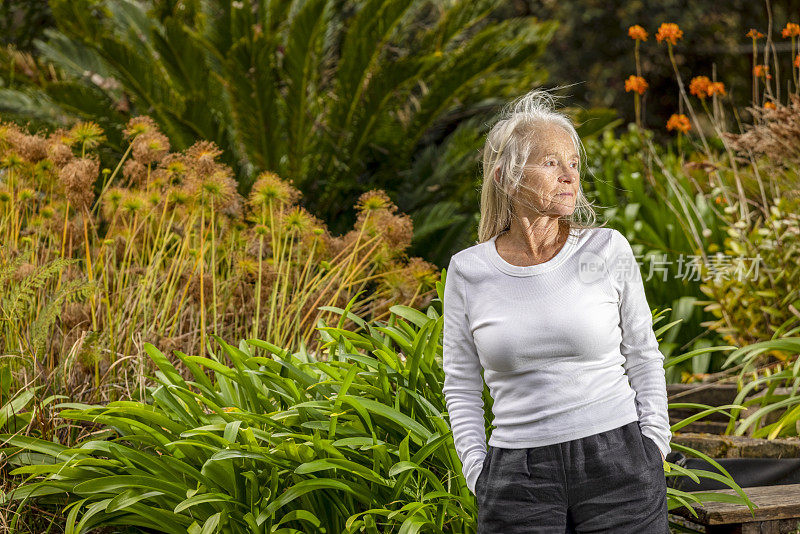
[669,483,800,533]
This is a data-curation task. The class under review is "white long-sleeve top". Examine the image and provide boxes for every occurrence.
[442,226,672,495]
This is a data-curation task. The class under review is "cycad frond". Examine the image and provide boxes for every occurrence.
[283,0,331,178]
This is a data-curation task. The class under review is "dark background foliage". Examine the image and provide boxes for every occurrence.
[7,0,800,137]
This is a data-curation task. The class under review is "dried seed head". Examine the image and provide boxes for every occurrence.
[58,156,99,210]
[120,189,146,215]
[68,121,106,151]
[184,164,239,211]
[167,187,191,206]
[46,131,75,167]
[279,205,323,239]
[353,208,414,251]
[48,128,77,147]
[405,256,439,287]
[149,167,169,189]
[123,115,159,140]
[355,189,397,215]
[102,187,125,219]
[156,152,189,185]
[18,187,35,202]
[1,152,24,170]
[131,131,170,165]
[0,120,24,152]
[122,158,147,187]
[185,140,223,175]
[248,171,301,212]
[16,133,49,163]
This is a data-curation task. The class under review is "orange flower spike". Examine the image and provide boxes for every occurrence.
[689,76,712,99]
[753,64,772,79]
[666,113,691,134]
[781,22,800,38]
[625,75,648,95]
[708,81,726,97]
[746,28,765,39]
[628,25,648,41]
[656,23,683,45]
[764,101,777,109]
[795,54,800,68]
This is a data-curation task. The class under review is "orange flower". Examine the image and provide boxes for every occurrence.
[656,23,683,45]
[666,113,691,134]
[708,81,726,97]
[689,76,712,99]
[764,101,777,109]
[795,53,800,68]
[714,195,727,205]
[746,28,765,39]
[625,75,648,94]
[781,22,800,38]
[628,25,648,41]
[753,64,772,79]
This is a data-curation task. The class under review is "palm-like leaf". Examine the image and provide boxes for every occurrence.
[0,0,569,245]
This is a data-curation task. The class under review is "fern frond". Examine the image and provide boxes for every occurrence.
[1,258,78,324]
[31,278,96,361]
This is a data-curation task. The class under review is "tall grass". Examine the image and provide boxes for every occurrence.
[0,116,438,406]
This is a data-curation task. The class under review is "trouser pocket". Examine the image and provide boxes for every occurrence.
[640,429,662,468]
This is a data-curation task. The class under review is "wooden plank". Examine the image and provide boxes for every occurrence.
[670,484,800,525]
[670,432,800,459]
[705,518,800,533]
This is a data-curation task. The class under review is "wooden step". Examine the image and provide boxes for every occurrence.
[669,483,800,533]
[670,432,800,459]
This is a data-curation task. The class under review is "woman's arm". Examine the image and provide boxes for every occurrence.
[442,256,488,494]
[608,229,672,461]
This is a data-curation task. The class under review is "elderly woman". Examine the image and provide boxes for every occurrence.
[442,87,671,533]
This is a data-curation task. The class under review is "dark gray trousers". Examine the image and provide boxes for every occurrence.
[475,420,669,533]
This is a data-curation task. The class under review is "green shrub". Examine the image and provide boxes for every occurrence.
[582,125,731,380]
[0,277,754,533]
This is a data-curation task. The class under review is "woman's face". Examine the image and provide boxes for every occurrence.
[515,124,581,218]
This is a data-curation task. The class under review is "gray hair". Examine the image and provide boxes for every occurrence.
[477,86,601,243]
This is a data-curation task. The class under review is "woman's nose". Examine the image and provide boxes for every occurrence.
[559,164,578,180]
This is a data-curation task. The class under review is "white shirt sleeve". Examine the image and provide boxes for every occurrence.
[442,256,488,494]
[607,229,672,458]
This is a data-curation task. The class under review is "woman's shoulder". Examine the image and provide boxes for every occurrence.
[573,225,628,251]
[447,240,492,278]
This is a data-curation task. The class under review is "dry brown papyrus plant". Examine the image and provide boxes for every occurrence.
[722,93,800,170]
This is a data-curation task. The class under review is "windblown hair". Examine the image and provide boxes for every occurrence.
[477,86,602,243]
